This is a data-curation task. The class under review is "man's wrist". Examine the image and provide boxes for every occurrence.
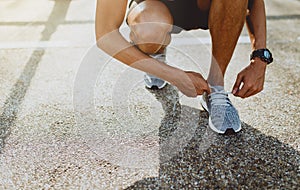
[164,67,183,86]
[253,44,266,50]
[251,57,267,68]
[253,38,266,50]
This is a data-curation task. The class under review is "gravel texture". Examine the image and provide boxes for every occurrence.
[125,86,300,189]
[0,0,299,189]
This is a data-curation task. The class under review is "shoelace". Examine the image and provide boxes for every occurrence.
[208,91,233,106]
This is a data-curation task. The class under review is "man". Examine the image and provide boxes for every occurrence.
[95,0,273,134]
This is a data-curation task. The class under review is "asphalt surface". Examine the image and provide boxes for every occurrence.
[0,0,299,189]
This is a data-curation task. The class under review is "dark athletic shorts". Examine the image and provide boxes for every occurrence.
[129,0,209,33]
[129,0,254,33]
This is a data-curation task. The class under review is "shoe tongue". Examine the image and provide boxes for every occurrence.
[209,86,230,105]
[210,85,225,93]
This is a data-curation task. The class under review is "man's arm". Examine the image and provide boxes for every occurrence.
[246,0,267,50]
[232,0,268,98]
[95,0,210,97]
[95,0,177,81]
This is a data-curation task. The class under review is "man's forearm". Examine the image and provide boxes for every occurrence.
[96,29,180,85]
[246,0,267,50]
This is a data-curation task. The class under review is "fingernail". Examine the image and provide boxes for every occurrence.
[232,89,237,94]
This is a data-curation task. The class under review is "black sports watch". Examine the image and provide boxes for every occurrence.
[250,48,273,64]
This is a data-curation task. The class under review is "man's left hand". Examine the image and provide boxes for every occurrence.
[232,57,267,98]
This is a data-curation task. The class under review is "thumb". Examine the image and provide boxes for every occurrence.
[204,81,211,94]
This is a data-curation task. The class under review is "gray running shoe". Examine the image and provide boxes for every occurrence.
[200,86,241,134]
[144,53,168,89]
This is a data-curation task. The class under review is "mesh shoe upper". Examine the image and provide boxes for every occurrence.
[201,87,241,134]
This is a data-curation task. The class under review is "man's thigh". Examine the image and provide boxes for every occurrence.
[128,0,209,33]
[127,0,173,25]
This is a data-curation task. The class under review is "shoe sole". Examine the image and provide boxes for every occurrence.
[208,118,242,134]
[145,81,168,89]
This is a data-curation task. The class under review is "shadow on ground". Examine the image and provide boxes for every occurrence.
[125,85,300,189]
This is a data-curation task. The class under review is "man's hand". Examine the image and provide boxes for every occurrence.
[232,58,267,98]
[172,70,211,97]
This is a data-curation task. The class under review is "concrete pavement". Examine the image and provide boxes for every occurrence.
[0,0,299,189]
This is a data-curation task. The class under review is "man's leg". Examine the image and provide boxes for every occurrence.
[199,0,248,134]
[207,0,248,86]
[127,0,174,89]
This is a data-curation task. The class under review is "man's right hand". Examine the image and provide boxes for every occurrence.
[171,70,211,97]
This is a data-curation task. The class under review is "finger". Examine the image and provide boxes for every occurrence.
[194,77,210,95]
[197,86,210,95]
[232,74,243,95]
[203,81,211,94]
[235,82,249,98]
[195,83,208,95]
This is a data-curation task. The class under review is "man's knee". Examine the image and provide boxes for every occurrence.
[127,0,173,54]
[130,23,171,54]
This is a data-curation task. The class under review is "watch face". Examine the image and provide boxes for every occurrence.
[264,50,270,59]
